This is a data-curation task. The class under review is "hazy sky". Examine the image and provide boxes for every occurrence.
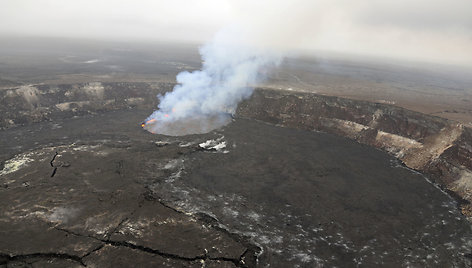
[1,0,471,66]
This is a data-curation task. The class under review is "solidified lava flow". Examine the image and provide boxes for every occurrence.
[1,81,472,267]
[2,36,472,267]
[2,110,472,267]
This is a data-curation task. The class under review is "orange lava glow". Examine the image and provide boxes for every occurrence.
[142,118,157,128]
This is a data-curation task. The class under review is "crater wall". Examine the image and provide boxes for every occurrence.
[2,82,471,218]
[238,89,472,219]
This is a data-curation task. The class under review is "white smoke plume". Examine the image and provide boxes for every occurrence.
[144,26,281,135]
[144,0,317,136]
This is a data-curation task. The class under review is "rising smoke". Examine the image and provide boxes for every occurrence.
[144,26,281,136]
[144,0,317,136]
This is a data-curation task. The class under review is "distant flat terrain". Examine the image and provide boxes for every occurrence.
[268,56,472,126]
[1,37,471,125]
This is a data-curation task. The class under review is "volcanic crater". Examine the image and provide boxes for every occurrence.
[1,81,472,267]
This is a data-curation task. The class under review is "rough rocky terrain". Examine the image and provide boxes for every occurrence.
[0,109,257,268]
[1,82,472,267]
[2,81,471,218]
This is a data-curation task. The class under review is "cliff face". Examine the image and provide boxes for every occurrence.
[0,82,172,129]
[237,89,472,218]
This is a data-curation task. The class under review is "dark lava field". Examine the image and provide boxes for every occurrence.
[1,109,471,267]
[1,38,472,267]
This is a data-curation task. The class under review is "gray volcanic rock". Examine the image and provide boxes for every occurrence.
[82,245,237,268]
[237,88,472,220]
[0,82,173,129]
[109,200,246,260]
[0,111,254,267]
[1,82,472,267]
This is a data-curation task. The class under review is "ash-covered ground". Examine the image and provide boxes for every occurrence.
[1,109,471,267]
[1,37,472,267]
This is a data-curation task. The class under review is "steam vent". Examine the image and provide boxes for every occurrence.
[0,78,471,267]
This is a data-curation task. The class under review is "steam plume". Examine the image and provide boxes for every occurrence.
[145,25,281,136]
[144,0,320,135]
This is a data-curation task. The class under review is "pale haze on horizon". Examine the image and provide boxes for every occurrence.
[1,0,471,67]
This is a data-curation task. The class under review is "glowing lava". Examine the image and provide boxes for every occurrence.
[141,118,157,128]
